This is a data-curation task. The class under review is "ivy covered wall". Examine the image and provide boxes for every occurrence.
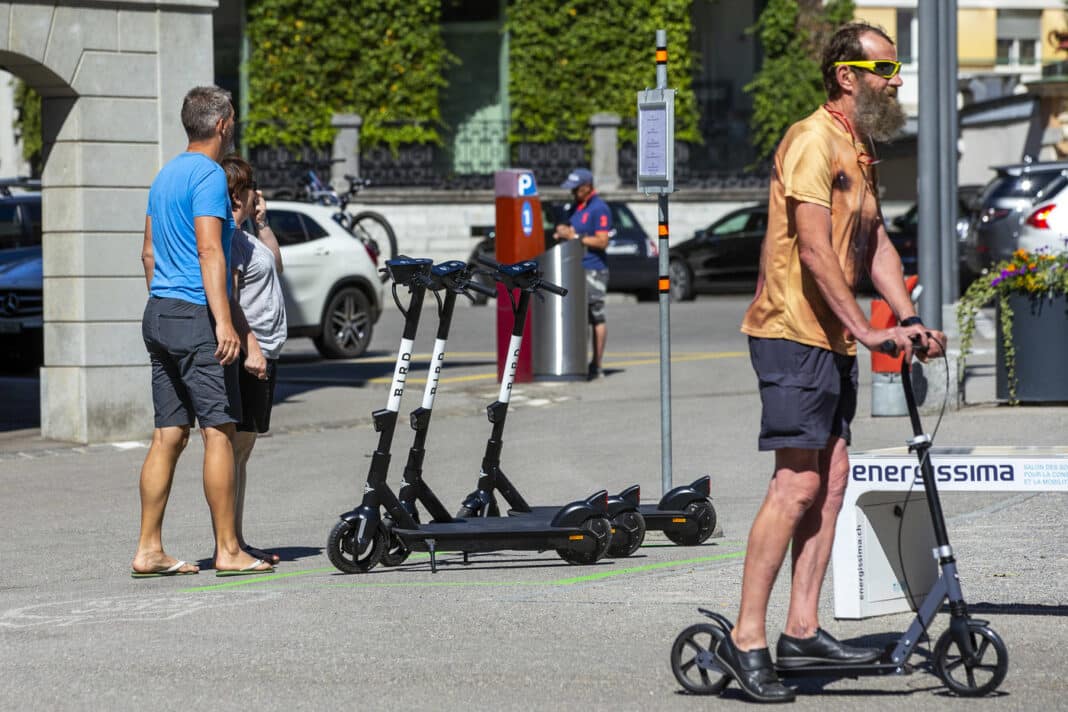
[505,0,699,144]
[244,0,454,149]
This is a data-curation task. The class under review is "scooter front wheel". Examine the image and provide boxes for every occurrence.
[379,531,412,567]
[670,623,731,695]
[556,516,612,565]
[664,500,717,546]
[933,622,1008,696]
[607,509,646,557]
[327,520,386,573]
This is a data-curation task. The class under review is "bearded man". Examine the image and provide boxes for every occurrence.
[713,23,946,703]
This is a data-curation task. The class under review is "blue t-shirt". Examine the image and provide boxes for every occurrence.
[146,152,233,304]
[569,192,612,271]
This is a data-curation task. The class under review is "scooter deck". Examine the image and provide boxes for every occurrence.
[776,660,912,677]
[392,516,600,554]
[512,503,696,533]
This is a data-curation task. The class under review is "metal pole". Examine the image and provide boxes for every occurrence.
[937,0,960,303]
[917,0,943,328]
[656,29,673,495]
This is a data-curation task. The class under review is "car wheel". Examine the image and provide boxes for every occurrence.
[314,286,373,359]
[669,258,695,302]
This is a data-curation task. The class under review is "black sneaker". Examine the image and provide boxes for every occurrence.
[714,634,795,703]
[587,362,603,380]
[776,628,881,668]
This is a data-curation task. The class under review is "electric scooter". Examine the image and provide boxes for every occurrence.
[668,342,1009,697]
[327,257,613,574]
[451,257,647,557]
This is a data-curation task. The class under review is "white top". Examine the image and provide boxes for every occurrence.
[231,228,287,359]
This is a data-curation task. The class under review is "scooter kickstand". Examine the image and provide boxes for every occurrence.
[427,539,438,573]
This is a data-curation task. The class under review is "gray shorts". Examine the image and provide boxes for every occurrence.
[748,336,857,451]
[142,297,241,429]
[586,268,608,325]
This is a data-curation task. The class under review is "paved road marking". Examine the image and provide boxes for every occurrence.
[181,546,746,592]
[366,351,747,386]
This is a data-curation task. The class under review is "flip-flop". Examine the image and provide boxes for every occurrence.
[216,559,275,577]
[131,560,198,579]
[243,546,281,565]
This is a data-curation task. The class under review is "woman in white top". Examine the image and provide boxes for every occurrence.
[221,155,286,565]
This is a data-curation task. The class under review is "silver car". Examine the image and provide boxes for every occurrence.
[963,161,1068,279]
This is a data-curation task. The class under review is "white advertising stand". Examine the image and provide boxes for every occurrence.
[834,446,1068,619]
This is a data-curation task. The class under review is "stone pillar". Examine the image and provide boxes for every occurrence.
[589,112,621,191]
[26,0,218,443]
[331,113,362,194]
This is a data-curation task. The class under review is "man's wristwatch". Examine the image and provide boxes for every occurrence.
[899,315,923,327]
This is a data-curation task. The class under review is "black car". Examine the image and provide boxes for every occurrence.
[668,204,766,301]
[469,199,658,303]
[0,179,43,368]
[886,189,981,286]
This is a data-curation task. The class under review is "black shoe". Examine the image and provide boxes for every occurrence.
[714,634,795,703]
[587,362,603,380]
[776,628,881,668]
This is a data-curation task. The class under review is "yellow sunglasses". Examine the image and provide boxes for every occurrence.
[833,59,901,79]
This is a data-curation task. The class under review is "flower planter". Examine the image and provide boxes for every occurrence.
[995,293,1068,402]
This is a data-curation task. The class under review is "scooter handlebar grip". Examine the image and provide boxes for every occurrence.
[476,254,503,271]
[538,280,567,297]
[463,279,497,298]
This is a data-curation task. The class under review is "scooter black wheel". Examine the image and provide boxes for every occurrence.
[933,622,1008,696]
[379,531,411,567]
[671,623,731,695]
[556,516,612,565]
[664,500,717,546]
[326,520,386,574]
[607,509,646,558]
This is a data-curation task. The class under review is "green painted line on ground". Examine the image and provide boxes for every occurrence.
[181,548,746,593]
[551,550,747,585]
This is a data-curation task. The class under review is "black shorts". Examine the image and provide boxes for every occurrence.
[748,336,857,451]
[237,356,278,434]
[142,297,241,429]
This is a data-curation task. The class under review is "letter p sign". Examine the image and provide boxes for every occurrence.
[517,172,537,197]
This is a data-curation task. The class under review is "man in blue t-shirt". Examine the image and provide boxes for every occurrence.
[131,86,273,579]
[555,168,613,380]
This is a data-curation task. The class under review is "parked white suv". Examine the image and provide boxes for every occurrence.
[264,201,384,358]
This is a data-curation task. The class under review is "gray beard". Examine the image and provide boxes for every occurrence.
[853,82,906,143]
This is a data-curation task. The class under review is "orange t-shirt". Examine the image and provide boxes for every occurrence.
[741,106,882,356]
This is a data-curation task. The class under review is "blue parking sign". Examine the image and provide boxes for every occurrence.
[517,172,537,197]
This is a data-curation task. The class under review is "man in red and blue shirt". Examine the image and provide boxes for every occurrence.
[556,168,612,380]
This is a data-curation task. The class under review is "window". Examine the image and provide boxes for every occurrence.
[711,211,751,235]
[0,204,21,248]
[996,10,1040,66]
[267,210,307,246]
[612,205,637,230]
[896,9,914,64]
[301,214,328,241]
[23,201,41,244]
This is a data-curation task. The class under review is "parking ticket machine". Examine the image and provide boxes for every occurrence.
[493,169,544,383]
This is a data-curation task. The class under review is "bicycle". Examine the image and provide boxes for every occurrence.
[275,168,398,265]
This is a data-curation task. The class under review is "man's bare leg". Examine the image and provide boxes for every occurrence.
[783,436,850,638]
[132,426,199,574]
[232,431,256,545]
[202,424,269,571]
[732,447,822,651]
[592,322,607,369]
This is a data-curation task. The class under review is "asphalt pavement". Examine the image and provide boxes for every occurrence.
[1,295,1066,711]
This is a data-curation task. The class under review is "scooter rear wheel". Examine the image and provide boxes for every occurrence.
[379,531,412,567]
[670,623,730,695]
[327,520,386,573]
[607,509,646,557]
[664,500,717,546]
[933,622,1008,696]
[556,516,612,565]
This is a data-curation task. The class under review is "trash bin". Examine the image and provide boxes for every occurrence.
[532,238,587,380]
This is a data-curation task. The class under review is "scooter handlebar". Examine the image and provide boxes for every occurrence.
[537,280,567,297]
[879,334,929,357]
[462,278,497,298]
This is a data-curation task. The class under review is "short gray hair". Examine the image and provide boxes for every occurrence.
[181,86,233,142]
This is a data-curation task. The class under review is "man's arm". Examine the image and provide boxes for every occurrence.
[867,220,945,358]
[195,215,240,366]
[794,201,929,358]
[141,216,154,291]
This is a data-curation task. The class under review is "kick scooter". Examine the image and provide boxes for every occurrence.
[451,257,647,557]
[327,257,613,574]
[668,342,1008,697]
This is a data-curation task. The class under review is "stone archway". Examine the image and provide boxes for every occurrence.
[1,1,217,442]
